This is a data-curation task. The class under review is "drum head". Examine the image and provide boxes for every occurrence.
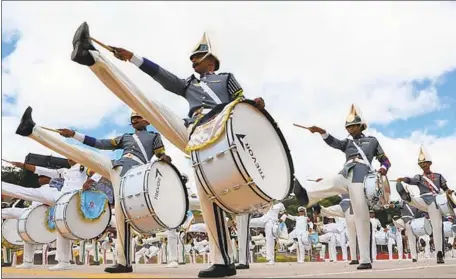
[23,205,57,243]
[2,219,23,246]
[61,192,111,240]
[230,103,293,200]
[148,161,188,228]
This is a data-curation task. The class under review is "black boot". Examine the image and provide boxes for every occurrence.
[349,260,359,265]
[235,263,249,269]
[437,251,445,264]
[412,259,417,262]
[15,106,36,137]
[357,263,372,270]
[71,22,97,66]
[104,263,133,273]
[396,183,411,202]
[2,262,12,267]
[293,181,309,207]
[198,264,236,278]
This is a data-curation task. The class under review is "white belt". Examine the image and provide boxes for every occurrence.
[341,199,350,201]
[420,192,435,197]
[122,153,144,165]
[345,158,368,166]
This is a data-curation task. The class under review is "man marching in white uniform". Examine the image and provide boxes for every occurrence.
[396,145,454,264]
[284,206,312,263]
[370,210,382,261]
[294,104,392,270]
[70,22,267,278]
[386,218,403,261]
[1,176,55,269]
[318,218,340,262]
[2,159,102,271]
[318,194,359,264]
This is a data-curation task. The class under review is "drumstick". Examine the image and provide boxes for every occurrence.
[2,159,13,164]
[89,37,114,52]
[40,126,61,134]
[293,123,311,130]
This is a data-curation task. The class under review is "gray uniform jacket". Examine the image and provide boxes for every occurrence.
[80,130,165,176]
[131,56,244,125]
[323,133,391,183]
[404,173,449,206]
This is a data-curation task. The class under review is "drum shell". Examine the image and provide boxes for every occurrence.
[120,161,188,234]
[54,191,111,240]
[410,217,432,238]
[17,204,57,244]
[1,219,23,251]
[436,193,453,216]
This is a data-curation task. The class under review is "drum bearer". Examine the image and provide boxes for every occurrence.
[294,104,392,270]
[318,194,359,264]
[284,206,312,263]
[385,217,404,261]
[396,145,455,264]
[1,176,54,269]
[58,111,171,273]
[2,159,102,271]
[71,23,265,277]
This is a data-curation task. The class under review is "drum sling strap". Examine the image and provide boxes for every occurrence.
[421,176,442,210]
[132,133,150,163]
[351,140,374,172]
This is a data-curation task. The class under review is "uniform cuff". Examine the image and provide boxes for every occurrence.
[73,132,85,143]
[321,132,329,139]
[130,54,144,67]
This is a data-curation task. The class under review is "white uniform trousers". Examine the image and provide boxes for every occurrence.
[320,204,348,261]
[300,174,371,264]
[2,183,72,264]
[235,214,251,265]
[410,196,444,256]
[84,50,235,266]
[319,233,337,261]
[387,230,403,260]
[319,203,358,262]
[404,221,419,260]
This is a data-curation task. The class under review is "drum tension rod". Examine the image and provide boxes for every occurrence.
[191,145,237,167]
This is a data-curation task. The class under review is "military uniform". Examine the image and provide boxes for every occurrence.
[396,145,453,264]
[70,116,166,271]
[319,194,358,263]
[294,104,391,269]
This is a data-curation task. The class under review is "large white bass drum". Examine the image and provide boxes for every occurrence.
[1,219,23,251]
[120,160,189,234]
[54,190,111,240]
[190,100,294,214]
[17,204,57,244]
[410,217,432,238]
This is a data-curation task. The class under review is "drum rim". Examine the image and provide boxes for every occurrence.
[17,204,56,244]
[2,219,23,250]
[229,100,295,200]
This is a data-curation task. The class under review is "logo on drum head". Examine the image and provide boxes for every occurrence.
[154,169,163,200]
[235,134,265,180]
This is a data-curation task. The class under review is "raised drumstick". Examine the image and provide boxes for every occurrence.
[89,37,114,52]
[40,126,61,134]
[293,123,311,130]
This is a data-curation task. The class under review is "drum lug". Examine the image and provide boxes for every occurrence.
[232,184,242,190]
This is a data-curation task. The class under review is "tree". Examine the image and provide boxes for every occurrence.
[1,166,26,186]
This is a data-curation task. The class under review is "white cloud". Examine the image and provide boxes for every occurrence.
[2,2,456,198]
[435,119,448,128]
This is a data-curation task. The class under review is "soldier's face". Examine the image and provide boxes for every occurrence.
[346,124,362,136]
[131,116,149,130]
[419,161,432,172]
[191,54,215,74]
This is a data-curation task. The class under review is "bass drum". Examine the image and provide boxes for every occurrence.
[17,204,57,244]
[410,217,432,238]
[1,219,23,252]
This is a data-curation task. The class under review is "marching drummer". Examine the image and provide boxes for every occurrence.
[58,112,171,274]
[396,145,454,264]
[294,104,392,270]
[3,159,102,271]
[71,29,265,277]
[1,175,53,269]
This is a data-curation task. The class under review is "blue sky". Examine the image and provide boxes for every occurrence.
[2,35,455,157]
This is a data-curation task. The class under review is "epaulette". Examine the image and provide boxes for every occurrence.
[217,72,232,76]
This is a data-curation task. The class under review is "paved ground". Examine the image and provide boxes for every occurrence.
[3,258,456,278]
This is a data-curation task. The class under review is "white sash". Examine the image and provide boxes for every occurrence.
[351,140,375,172]
[199,81,223,104]
[132,133,150,163]
[422,175,441,194]
[405,204,415,218]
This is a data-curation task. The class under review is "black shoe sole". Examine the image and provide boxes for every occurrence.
[71,22,96,66]
[15,106,36,137]
[293,183,309,207]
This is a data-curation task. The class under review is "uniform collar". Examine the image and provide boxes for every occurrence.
[348,133,365,140]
